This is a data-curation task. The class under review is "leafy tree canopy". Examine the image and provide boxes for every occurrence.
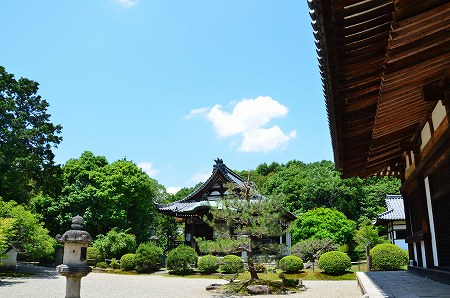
[31,151,161,242]
[0,198,56,261]
[0,66,62,203]
[241,160,400,222]
[291,207,356,245]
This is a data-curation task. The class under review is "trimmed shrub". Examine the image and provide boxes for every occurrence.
[120,253,137,271]
[219,255,244,274]
[166,245,198,275]
[198,255,221,274]
[278,255,304,273]
[370,243,408,271]
[109,258,120,269]
[96,261,107,269]
[318,251,351,274]
[135,242,163,273]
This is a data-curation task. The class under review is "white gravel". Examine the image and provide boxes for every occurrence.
[0,265,362,298]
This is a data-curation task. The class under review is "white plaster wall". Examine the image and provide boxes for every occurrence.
[420,122,432,150]
[432,100,446,131]
[394,239,408,251]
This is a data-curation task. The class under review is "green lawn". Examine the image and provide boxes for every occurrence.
[160,263,368,280]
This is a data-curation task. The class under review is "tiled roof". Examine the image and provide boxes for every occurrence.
[374,194,405,225]
[156,159,247,216]
[156,158,296,221]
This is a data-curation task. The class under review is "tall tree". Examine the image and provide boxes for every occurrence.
[208,180,287,280]
[0,66,62,203]
[31,151,160,242]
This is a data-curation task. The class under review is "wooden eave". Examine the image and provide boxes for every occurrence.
[311,0,450,177]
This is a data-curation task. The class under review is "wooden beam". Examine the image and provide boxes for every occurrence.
[423,85,445,102]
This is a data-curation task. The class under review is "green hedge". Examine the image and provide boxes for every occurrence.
[198,255,221,274]
[318,251,351,274]
[166,245,198,275]
[370,243,408,271]
[219,255,244,274]
[278,255,304,273]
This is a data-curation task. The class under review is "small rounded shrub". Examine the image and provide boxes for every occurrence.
[219,255,244,274]
[134,242,163,273]
[370,243,408,271]
[278,255,304,273]
[109,258,120,269]
[198,255,221,274]
[166,245,198,275]
[318,251,351,274]
[96,261,107,269]
[120,253,137,271]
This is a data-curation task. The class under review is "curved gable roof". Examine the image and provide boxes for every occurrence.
[156,158,247,216]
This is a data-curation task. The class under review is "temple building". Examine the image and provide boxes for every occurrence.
[310,0,450,282]
[374,195,407,250]
[156,158,296,253]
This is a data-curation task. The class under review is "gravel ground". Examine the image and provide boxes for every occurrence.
[0,264,362,298]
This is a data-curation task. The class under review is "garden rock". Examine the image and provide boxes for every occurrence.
[246,285,269,295]
[206,283,223,291]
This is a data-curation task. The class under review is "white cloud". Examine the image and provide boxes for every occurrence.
[185,107,209,119]
[167,186,182,195]
[187,96,296,153]
[239,126,297,152]
[191,171,211,184]
[116,0,138,8]
[206,96,288,138]
[137,162,159,177]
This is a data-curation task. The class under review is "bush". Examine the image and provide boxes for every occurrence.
[109,258,120,269]
[219,255,244,274]
[96,261,107,269]
[87,247,102,265]
[92,228,137,259]
[166,245,198,275]
[198,255,221,274]
[120,253,137,271]
[134,242,163,273]
[254,262,266,273]
[278,255,304,273]
[370,243,408,271]
[318,251,351,274]
[291,238,337,263]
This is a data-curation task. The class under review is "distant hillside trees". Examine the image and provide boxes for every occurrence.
[0,66,62,204]
[237,160,400,223]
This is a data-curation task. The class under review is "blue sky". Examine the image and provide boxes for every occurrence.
[2,0,332,193]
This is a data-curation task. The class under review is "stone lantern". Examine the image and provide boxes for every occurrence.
[56,215,92,298]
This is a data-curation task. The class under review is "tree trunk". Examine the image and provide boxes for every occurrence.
[366,244,372,271]
[247,237,259,280]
